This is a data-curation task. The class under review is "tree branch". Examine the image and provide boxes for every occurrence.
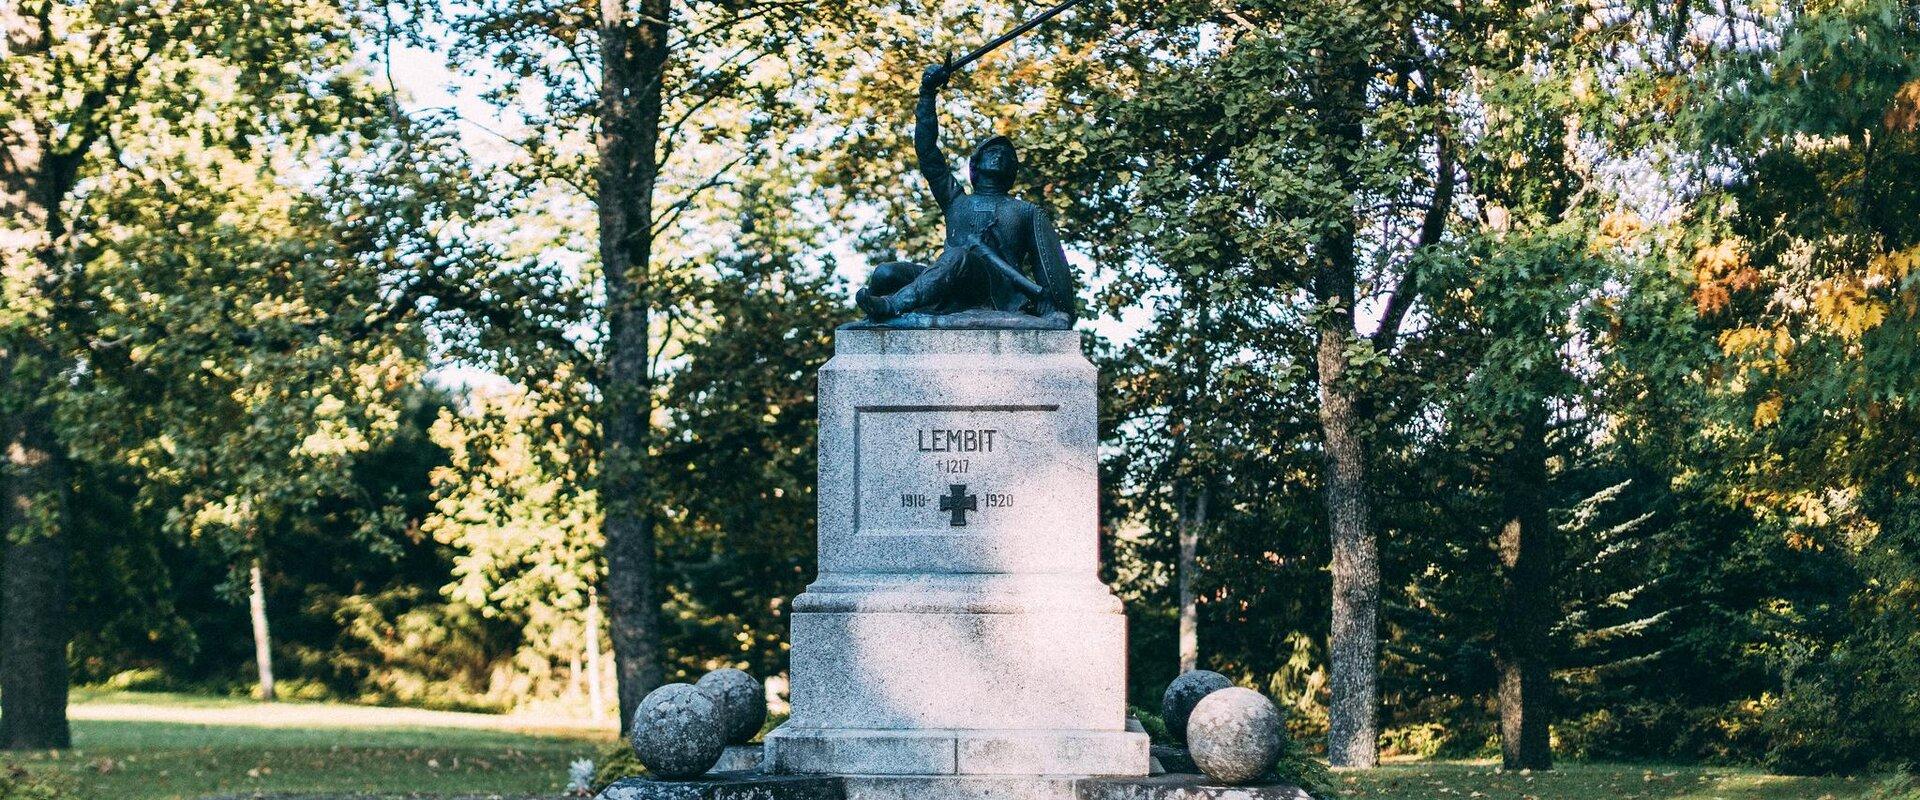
[1372,128,1453,351]
[650,152,748,237]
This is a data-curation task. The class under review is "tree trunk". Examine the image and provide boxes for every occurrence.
[1495,405,1554,770]
[1,4,75,749]
[248,557,276,701]
[1176,485,1208,673]
[598,0,673,732]
[1315,56,1381,770]
[586,589,608,721]
[1318,316,1380,769]
[1,390,73,751]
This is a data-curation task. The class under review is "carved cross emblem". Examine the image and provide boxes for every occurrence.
[939,483,978,527]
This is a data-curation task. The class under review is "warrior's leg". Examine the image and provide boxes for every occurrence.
[855,261,923,320]
[858,248,966,320]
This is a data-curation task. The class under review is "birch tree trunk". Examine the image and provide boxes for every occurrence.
[597,0,673,731]
[1176,486,1209,674]
[586,589,608,721]
[248,557,276,701]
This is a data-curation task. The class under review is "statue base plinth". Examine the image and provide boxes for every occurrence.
[772,329,1146,780]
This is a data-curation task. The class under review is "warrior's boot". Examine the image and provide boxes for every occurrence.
[855,286,901,321]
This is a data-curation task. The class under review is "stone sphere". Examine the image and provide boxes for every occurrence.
[1188,687,1285,785]
[1161,670,1234,743]
[628,683,724,779]
[696,668,767,744]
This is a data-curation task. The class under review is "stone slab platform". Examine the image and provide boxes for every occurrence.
[1077,775,1315,800]
[845,775,1084,800]
[597,773,844,800]
[597,772,1314,800]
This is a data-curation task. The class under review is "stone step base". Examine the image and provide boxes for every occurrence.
[844,775,1083,800]
[846,775,1314,800]
[597,772,844,800]
[598,773,1315,800]
[848,775,1313,798]
[1079,776,1314,800]
[765,727,1148,777]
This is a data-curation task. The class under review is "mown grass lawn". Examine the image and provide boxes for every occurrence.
[1337,759,1885,800]
[3,690,615,799]
[3,692,1904,800]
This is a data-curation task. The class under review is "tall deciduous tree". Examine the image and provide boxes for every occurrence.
[56,90,573,700]
[441,0,853,727]
[1681,0,1920,771]
[430,385,608,714]
[1031,0,1455,765]
[1426,226,1616,769]
[0,0,383,746]
[594,0,676,726]
[63,146,420,703]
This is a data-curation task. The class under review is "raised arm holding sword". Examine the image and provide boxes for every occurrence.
[847,0,1092,330]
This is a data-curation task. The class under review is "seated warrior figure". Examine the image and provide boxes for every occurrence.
[851,64,1078,329]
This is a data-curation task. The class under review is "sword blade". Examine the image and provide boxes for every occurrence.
[948,0,1093,72]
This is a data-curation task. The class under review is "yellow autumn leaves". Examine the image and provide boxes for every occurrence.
[1692,238,1917,429]
[1697,239,1915,343]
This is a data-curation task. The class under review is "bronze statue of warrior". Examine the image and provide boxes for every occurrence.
[849,63,1079,330]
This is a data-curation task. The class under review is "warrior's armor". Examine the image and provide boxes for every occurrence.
[852,66,1078,328]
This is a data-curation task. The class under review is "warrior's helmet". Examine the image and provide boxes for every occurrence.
[969,135,1019,193]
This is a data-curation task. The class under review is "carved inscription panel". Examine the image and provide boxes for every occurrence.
[853,404,1071,535]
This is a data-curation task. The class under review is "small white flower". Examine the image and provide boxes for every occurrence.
[566,758,597,794]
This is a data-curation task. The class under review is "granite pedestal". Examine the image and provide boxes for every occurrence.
[765,329,1147,794]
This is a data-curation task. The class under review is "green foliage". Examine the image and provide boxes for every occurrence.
[9,0,1920,779]
[653,226,844,681]
[0,765,75,800]
[427,385,608,712]
[1273,733,1334,799]
[1128,706,1170,745]
[1762,502,1920,773]
[1869,772,1920,800]
[1672,0,1920,772]
[1338,761,1883,800]
[590,743,647,793]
